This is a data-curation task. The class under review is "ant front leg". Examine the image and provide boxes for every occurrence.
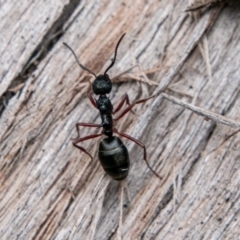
[114,128,162,180]
[113,94,131,114]
[114,94,156,121]
[72,122,101,140]
[87,91,98,109]
[72,133,103,159]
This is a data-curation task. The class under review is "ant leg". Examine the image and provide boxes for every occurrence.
[113,128,162,180]
[114,94,156,121]
[113,94,131,114]
[73,122,101,140]
[72,133,103,159]
[87,91,98,109]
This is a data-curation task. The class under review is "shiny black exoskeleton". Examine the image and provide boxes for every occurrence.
[64,34,161,181]
[99,136,129,181]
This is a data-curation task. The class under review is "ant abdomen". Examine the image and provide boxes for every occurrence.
[98,136,130,181]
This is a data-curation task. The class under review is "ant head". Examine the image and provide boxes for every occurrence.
[63,33,125,95]
[92,74,112,95]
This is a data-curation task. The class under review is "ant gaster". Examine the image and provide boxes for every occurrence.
[63,34,162,181]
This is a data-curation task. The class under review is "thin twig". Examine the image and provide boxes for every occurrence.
[161,92,240,129]
[117,181,124,240]
[202,35,213,82]
[89,176,109,240]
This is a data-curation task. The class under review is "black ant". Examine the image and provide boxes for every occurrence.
[63,34,162,181]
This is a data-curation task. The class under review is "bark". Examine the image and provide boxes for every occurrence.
[0,0,240,239]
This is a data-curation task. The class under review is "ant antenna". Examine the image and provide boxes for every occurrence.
[104,33,126,75]
[63,42,97,78]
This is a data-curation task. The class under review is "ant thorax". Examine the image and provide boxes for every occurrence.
[96,95,113,114]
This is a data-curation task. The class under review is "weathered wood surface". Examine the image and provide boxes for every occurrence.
[1,0,240,239]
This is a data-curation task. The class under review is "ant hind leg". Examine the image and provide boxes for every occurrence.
[72,133,102,160]
[113,128,162,180]
[72,122,101,140]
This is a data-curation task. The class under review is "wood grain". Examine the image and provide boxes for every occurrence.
[1,0,240,239]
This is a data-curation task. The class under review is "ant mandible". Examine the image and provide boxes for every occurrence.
[63,34,162,181]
